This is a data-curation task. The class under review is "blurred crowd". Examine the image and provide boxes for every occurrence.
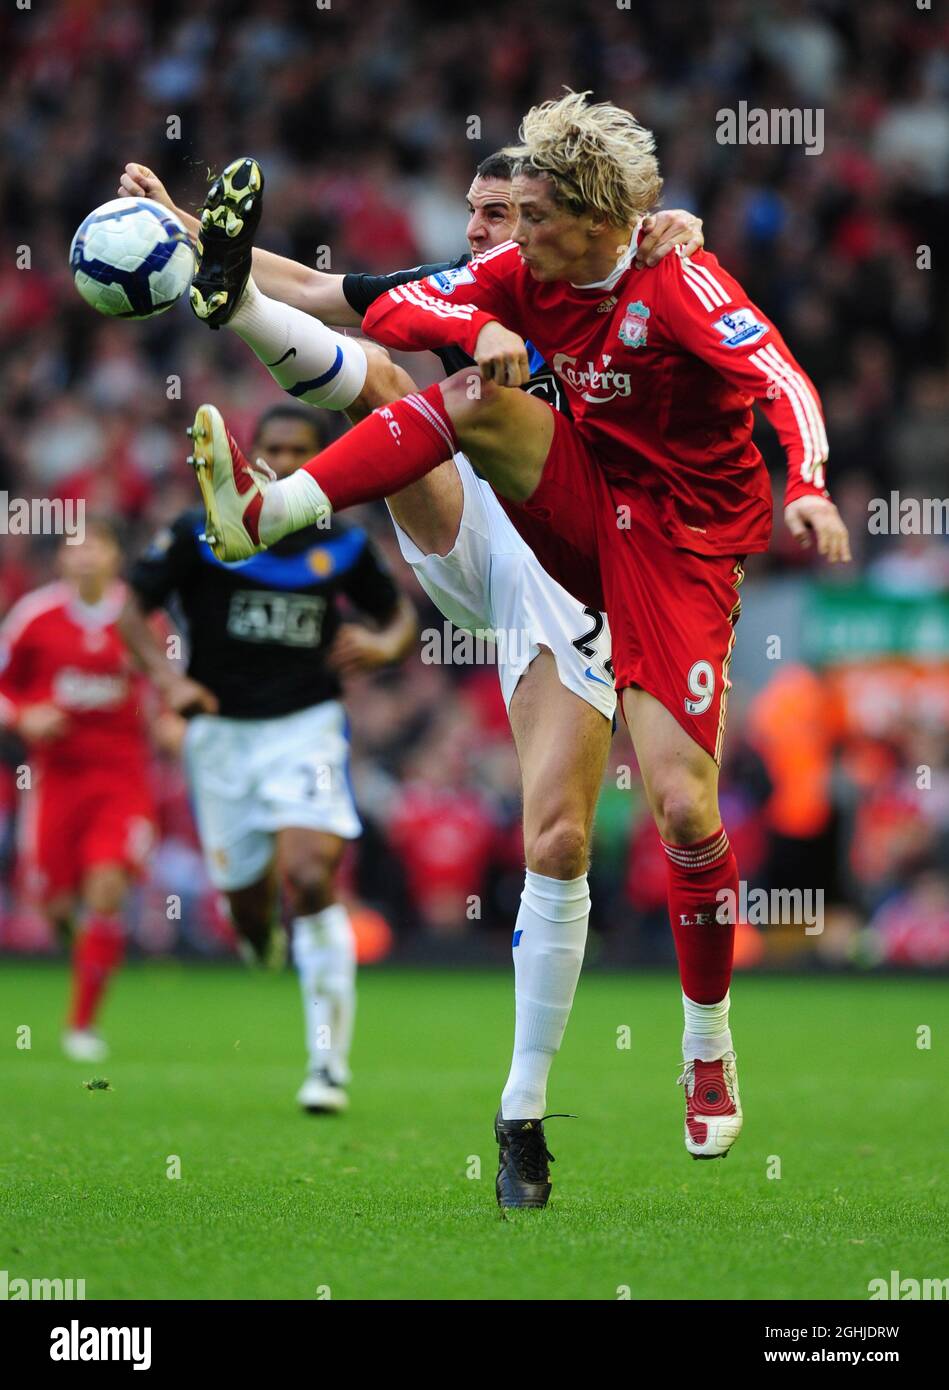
[1,0,947,965]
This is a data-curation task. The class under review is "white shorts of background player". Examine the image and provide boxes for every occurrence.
[390,453,616,719]
[183,698,360,892]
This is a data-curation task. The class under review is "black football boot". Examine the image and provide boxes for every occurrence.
[495,1111,558,1209]
[189,156,264,328]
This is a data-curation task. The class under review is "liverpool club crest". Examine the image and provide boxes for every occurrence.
[618,299,650,349]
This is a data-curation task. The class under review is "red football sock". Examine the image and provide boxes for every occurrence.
[303,382,458,510]
[662,827,738,1004]
[69,914,126,1030]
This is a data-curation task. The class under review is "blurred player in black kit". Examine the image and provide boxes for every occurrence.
[120,402,416,1112]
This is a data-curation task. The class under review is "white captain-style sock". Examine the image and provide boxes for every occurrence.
[291,904,357,1085]
[500,870,590,1120]
[258,468,332,544]
[228,276,368,410]
[682,990,733,1062]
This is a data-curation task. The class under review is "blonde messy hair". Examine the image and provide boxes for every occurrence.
[504,90,662,226]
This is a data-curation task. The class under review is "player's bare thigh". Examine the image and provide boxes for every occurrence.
[621,686,721,845]
[346,338,463,556]
[275,827,346,915]
[440,371,556,502]
[508,649,611,878]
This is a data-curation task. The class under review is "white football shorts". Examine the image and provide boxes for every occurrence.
[389,453,616,719]
[182,698,360,891]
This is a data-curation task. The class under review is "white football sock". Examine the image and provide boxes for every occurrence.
[258,469,332,544]
[500,870,589,1120]
[228,277,368,410]
[291,904,357,1084]
[682,990,733,1062]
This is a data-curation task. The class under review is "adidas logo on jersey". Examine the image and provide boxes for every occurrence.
[597,296,618,313]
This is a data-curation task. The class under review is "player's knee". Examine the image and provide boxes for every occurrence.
[651,778,719,846]
[83,866,128,916]
[281,859,335,914]
[526,816,589,879]
[440,369,503,430]
[349,340,415,421]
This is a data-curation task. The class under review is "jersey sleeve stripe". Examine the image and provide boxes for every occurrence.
[395,282,480,320]
[679,262,718,311]
[749,348,817,473]
[755,343,828,464]
[469,239,518,267]
[680,258,730,308]
[680,260,731,311]
[686,260,732,305]
[760,343,829,457]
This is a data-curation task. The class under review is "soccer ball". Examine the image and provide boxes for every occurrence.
[69,197,194,319]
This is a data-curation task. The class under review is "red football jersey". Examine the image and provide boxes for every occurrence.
[0,580,150,770]
[363,234,830,558]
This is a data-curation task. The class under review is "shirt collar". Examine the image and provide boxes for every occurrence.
[67,581,125,628]
[570,219,644,291]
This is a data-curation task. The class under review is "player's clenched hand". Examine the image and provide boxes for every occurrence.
[474,322,531,387]
[16,703,69,743]
[636,209,704,268]
[326,624,396,678]
[117,163,175,212]
[785,495,852,564]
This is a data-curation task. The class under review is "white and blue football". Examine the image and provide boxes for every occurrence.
[69,197,194,319]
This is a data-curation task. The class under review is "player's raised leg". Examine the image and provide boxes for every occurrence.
[495,651,611,1207]
[190,157,368,403]
[189,370,554,562]
[623,687,743,1159]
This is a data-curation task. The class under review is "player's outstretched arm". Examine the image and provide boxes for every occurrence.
[657,251,851,564]
[116,591,219,716]
[117,163,361,325]
[363,246,519,361]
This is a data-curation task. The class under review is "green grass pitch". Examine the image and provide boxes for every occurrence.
[1,962,945,1300]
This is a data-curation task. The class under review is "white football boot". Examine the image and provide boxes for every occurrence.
[187,402,275,562]
[677,1050,743,1159]
[62,1028,109,1063]
[297,1068,349,1115]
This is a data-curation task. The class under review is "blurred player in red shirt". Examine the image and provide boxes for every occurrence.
[0,520,156,1061]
